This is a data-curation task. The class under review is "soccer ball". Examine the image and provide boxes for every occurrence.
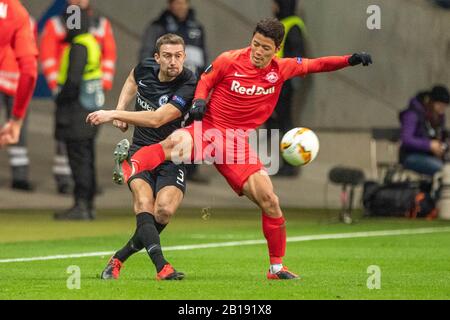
[280,127,320,166]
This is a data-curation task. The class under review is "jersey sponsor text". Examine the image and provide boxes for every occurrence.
[230,80,275,96]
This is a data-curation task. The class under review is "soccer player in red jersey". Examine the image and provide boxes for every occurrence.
[109,18,372,280]
[0,0,38,147]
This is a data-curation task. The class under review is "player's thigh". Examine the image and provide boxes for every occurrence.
[129,177,156,215]
[242,170,281,216]
[154,186,184,224]
[215,159,264,196]
[162,129,194,163]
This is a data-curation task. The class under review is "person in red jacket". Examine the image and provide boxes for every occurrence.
[40,0,117,194]
[0,0,38,190]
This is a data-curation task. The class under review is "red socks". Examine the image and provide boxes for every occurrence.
[262,214,286,265]
[129,143,166,175]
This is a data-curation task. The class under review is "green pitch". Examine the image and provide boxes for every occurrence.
[0,208,449,300]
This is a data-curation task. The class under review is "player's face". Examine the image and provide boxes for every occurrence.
[155,44,186,79]
[250,33,279,69]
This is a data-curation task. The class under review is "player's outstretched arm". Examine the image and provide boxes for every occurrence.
[86,104,182,128]
[306,52,372,73]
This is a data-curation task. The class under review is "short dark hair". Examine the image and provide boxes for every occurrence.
[253,18,285,48]
[155,33,186,54]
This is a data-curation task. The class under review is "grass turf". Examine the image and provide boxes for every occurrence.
[0,208,449,300]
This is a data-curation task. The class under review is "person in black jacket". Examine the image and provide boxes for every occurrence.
[53,9,104,220]
[267,0,306,177]
[139,0,207,77]
[139,0,209,183]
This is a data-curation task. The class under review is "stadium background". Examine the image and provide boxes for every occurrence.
[0,0,449,210]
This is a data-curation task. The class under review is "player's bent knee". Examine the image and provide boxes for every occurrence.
[259,192,280,211]
[168,131,193,163]
[155,207,174,225]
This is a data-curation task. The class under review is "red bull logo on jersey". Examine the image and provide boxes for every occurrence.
[231,80,275,96]
[0,3,8,19]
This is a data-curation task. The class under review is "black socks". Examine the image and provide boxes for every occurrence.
[155,221,167,234]
[135,212,168,272]
[113,231,142,262]
[113,213,169,272]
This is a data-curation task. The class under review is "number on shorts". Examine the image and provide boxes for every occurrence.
[177,169,185,186]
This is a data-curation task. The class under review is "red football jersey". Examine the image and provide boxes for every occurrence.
[0,0,38,96]
[195,47,350,131]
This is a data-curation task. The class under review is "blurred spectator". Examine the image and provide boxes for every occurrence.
[399,85,450,176]
[139,0,207,76]
[139,0,209,183]
[266,0,306,177]
[0,1,38,191]
[53,8,104,221]
[40,0,116,194]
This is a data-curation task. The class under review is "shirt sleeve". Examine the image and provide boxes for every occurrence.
[169,71,197,114]
[194,52,230,100]
[400,111,432,152]
[100,18,117,90]
[39,20,61,90]
[11,56,37,119]
[11,5,38,59]
[279,55,351,81]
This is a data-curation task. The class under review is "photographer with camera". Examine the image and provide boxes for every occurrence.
[399,85,450,177]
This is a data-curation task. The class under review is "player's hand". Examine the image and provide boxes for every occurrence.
[86,110,115,126]
[182,99,207,127]
[348,52,373,66]
[0,118,23,148]
[113,120,128,133]
[189,99,207,121]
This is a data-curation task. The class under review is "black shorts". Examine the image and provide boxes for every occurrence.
[127,161,186,197]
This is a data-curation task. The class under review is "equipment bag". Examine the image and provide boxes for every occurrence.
[362,181,436,218]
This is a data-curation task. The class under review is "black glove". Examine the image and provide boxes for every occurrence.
[181,99,207,127]
[190,99,207,120]
[348,52,373,66]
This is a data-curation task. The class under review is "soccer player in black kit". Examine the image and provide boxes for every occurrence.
[87,34,196,280]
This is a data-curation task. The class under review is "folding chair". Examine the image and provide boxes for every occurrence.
[328,166,365,224]
[370,128,402,183]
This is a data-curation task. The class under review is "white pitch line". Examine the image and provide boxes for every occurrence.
[1,226,450,264]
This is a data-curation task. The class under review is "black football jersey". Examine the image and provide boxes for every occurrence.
[132,58,197,147]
